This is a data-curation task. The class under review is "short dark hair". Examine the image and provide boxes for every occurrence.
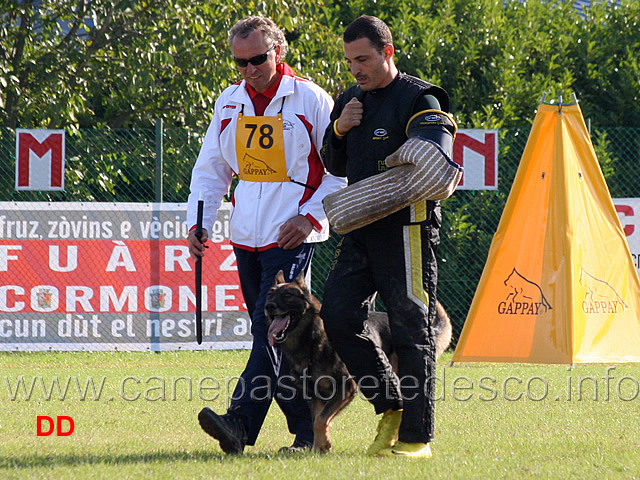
[343,15,393,53]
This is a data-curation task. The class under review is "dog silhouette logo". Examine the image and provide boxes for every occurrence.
[579,268,628,314]
[498,268,552,315]
[242,154,276,176]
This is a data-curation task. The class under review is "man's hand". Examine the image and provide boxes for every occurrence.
[188,228,209,261]
[277,215,313,250]
[335,97,363,136]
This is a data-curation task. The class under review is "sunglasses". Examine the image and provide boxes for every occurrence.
[233,45,276,68]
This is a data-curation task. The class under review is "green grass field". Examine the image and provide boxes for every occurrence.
[1,350,639,479]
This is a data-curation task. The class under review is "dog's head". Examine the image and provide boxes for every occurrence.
[265,270,316,347]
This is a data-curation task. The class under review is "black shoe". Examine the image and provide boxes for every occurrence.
[278,438,313,453]
[198,407,248,454]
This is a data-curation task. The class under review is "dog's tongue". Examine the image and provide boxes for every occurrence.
[267,315,290,347]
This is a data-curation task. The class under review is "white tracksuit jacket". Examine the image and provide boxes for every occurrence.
[186,67,346,250]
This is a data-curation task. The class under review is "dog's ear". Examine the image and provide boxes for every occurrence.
[294,270,306,287]
[274,270,286,286]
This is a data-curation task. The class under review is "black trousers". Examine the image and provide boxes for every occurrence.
[320,220,439,443]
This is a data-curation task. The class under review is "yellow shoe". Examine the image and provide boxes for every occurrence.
[376,441,432,458]
[365,409,403,456]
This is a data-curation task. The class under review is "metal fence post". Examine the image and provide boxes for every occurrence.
[155,118,164,202]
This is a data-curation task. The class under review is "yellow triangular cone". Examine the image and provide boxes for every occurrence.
[453,101,640,363]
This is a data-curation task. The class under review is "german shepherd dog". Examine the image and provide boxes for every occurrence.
[265,271,452,452]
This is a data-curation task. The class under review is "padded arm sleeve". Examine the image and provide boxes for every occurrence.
[323,110,463,234]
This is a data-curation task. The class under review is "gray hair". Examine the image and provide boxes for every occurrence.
[228,16,288,61]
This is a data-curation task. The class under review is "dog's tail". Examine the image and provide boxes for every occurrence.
[434,301,453,359]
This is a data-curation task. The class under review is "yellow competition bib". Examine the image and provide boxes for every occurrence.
[236,113,288,182]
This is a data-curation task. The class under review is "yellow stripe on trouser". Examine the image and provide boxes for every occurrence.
[410,201,428,223]
[403,224,430,310]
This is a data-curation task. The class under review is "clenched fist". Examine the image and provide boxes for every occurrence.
[335,97,363,136]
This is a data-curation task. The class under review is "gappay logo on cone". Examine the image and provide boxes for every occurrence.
[579,268,628,314]
[498,268,552,315]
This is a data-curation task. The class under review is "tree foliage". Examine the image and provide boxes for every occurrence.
[2,0,639,130]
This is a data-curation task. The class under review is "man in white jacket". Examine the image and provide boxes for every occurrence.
[186,16,346,454]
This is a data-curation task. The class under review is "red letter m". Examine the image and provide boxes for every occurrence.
[16,129,65,190]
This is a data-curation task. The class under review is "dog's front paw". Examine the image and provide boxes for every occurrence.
[312,440,332,453]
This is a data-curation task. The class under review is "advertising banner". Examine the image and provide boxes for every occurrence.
[615,198,640,273]
[0,202,251,351]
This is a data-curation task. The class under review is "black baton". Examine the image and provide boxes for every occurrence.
[195,192,204,344]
